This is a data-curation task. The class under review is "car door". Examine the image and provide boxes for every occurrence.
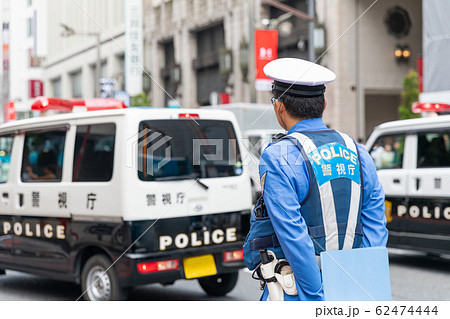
[406,129,450,252]
[0,134,15,264]
[368,132,409,234]
[12,126,72,272]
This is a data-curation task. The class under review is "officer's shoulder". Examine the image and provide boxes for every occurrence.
[262,134,292,153]
[260,134,300,165]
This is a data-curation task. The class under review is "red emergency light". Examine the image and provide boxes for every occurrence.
[412,102,450,114]
[178,113,199,119]
[31,97,126,113]
[137,259,179,274]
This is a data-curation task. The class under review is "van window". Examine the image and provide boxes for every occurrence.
[138,120,242,181]
[21,130,66,182]
[0,135,13,183]
[417,131,450,168]
[370,134,405,170]
[73,123,115,182]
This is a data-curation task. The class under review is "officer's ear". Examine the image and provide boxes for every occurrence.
[324,98,327,112]
[278,101,286,115]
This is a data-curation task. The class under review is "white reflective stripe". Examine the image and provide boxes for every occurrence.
[343,181,361,249]
[336,130,357,153]
[319,181,339,251]
[289,132,317,154]
[289,132,339,251]
[336,131,361,249]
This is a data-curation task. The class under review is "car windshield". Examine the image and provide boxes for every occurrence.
[138,119,242,181]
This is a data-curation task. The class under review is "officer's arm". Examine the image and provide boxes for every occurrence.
[358,145,389,247]
[260,148,324,301]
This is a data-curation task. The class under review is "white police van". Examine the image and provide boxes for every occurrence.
[245,129,284,202]
[365,104,450,256]
[0,98,252,300]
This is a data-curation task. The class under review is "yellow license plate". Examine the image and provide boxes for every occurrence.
[183,254,217,279]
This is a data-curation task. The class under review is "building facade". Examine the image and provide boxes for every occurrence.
[1,0,47,120]
[43,0,127,101]
[146,0,313,108]
[146,0,422,141]
[3,0,422,140]
[317,0,422,140]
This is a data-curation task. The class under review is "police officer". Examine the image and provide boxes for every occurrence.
[245,58,388,301]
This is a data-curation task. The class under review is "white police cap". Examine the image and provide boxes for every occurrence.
[264,58,336,97]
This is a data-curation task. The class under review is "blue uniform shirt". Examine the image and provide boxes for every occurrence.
[258,118,388,301]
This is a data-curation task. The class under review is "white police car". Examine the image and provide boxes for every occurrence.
[0,98,252,300]
[365,103,450,256]
[244,129,284,202]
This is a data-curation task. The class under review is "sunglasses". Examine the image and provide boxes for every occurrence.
[271,98,283,106]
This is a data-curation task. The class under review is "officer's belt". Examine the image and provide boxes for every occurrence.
[249,222,363,251]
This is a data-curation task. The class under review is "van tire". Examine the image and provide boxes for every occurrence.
[198,272,239,296]
[0,269,5,275]
[81,255,127,301]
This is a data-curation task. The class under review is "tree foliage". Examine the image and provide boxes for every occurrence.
[131,92,151,107]
[398,70,421,120]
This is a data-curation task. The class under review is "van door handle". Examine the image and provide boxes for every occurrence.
[393,179,400,184]
[17,193,24,208]
[1,192,8,204]
[416,178,421,191]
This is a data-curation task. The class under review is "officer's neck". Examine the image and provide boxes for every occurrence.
[284,116,308,132]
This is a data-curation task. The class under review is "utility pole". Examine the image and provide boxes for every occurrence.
[1,1,10,123]
[308,0,315,62]
[95,33,101,98]
[249,0,257,103]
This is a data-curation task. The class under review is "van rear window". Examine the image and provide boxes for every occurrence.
[138,120,242,181]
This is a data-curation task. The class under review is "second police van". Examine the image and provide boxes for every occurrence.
[365,102,450,256]
[0,97,252,300]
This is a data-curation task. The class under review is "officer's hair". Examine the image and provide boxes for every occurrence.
[272,90,325,119]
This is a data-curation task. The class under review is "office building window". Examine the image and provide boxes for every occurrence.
[71,71,83,98]
[27,18,33,37]
[194,23,225,105]
[51,77,62,98]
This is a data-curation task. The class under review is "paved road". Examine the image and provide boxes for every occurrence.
[0,249,449,301]
[388,248,450,301]
[0,268,261,301]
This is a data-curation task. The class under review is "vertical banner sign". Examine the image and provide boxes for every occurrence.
[255,29,278,91]
[417,57,423,93]
[4,101,16,122]
[28,80,44,98]
[125,0,143,97]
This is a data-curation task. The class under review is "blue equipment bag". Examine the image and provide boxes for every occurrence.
[321,246,392,301]
[243,196,285,270]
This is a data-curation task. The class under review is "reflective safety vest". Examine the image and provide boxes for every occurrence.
[243,129,364,270]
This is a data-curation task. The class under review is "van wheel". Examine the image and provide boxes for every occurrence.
[198,272,238,296]
[81,255,127,301]
[0,269,5,275]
